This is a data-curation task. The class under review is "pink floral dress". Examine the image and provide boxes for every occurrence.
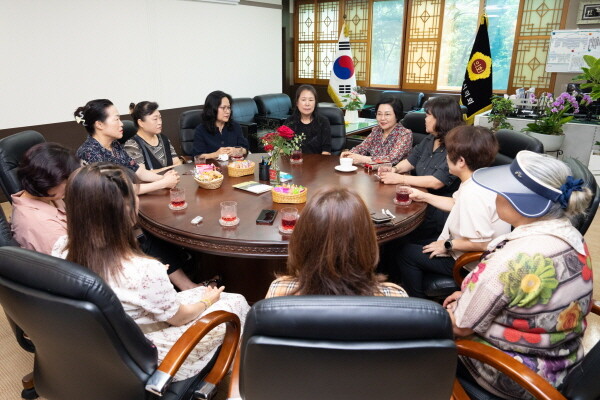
[52,236,250,381]
[453,219,593,399]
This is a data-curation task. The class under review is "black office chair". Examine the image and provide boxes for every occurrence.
[0,247,240,400]
[253,93,292,122]
[118,119,138,145]
[229,296,457,400]
[231,98,261,153]
[318,106,345,154]
[563,157,599,235]
[401,112,428,147]
[0,130,46,202]
[179,110,203,156]
[365,91,425,118]
[492,129,544,166]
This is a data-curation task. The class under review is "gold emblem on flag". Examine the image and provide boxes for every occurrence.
[467,52,492,81]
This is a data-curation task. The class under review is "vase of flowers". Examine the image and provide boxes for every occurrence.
[522,92,592,151]
[261,126,305,184]
[342,87,366,123]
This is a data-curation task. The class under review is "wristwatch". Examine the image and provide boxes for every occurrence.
[444,239,453,251]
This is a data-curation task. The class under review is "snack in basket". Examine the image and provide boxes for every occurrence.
[195,170,223,182]
[227,160,255,177]
[272,184,307,204]
[229,160,254,169]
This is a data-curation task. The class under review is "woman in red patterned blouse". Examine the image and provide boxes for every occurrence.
[341,97,412,165]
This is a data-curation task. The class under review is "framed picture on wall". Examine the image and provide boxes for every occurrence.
[578,1,600,25]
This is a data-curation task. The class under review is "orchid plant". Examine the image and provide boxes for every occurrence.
[342,86,366,111]
[523,92,592,136]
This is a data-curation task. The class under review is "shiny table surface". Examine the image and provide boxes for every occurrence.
[138,154,426,258]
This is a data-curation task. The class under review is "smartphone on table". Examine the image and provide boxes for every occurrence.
[256,209,277,225]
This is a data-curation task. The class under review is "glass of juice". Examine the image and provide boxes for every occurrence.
[168,187,187,210]
[279,207,299,234]
[219,201,239,226]
[394,185,412,206]
[290,149,303,164]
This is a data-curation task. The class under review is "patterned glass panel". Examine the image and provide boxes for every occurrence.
[345,0,369,41]
[298,3,315,42]
[317,1,339,41]
[316,42,337,79]
[352,42,368,82]
[511,38,552,88]
[371,0,404,86]
[405,40,437,85]
[298,42,315,79]
[519,0,563,37]
[408,0,441,40]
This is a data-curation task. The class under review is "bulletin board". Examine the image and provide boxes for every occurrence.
[546,29,600,72]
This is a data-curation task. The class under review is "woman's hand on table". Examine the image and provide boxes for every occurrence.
[379,171,404,185]
[161,170,180,189]
[422,240,447,259]
[409,187,428,202]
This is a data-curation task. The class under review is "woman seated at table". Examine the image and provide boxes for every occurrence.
[379,96,464,242]
[395,125,511,298]
[74,99,179,195]
[340,97,412,165]
[266,187,407,298]
[124,101,182,172]
[11,142,80,254]
[284,84,331,155]
[192,90,249,159]
[444,151,593,399]
[53,163,250,382]
[74,99,197,291]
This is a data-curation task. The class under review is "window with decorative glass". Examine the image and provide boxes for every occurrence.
[294,0,568,94]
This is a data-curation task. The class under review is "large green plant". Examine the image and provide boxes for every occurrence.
[573,55,600,100]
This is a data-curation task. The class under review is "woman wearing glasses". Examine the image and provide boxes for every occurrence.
[192,90,249,159]
[340,97,412,165]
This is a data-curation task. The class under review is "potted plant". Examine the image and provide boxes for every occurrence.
[573,55,600,100]
[488,95,514,132]
[342,87,366,124]
[522,92,592,151]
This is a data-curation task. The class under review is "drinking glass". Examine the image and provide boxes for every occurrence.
[290,149,303,164]
[231,146,244,161]
[279,207,299,234]
[194,155,206,165]
[168,187,187,210]
[220,201,239,226]
[394,185,412,206]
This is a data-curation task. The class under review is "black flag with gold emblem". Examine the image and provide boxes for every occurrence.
[461,15,492,125]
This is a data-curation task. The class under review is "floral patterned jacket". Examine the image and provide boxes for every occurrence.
[454,218,593,400]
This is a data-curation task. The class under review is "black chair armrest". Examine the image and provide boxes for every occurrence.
[454,339,566,400]
[145,311,241,397]
[255,115,286,127]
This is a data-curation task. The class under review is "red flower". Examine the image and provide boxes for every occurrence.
[503,319,545,344]
[261,132,276,142]
[578,242,593,281]
[263,144,274,152]
[277,125,295,139]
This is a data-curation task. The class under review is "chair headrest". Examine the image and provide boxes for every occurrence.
[232,98,259,123]
[180,109,203,130]
[318,106,344,125]
[401,112,426,134]
[244,296,453,343]
[254,94,292,117]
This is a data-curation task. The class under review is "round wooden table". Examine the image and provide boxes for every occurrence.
[138,154,426,258]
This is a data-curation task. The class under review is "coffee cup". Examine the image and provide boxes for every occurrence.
[339,157,353,169]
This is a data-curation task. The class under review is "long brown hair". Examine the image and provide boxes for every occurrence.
[286,187,380,295]
[64,163,143,282]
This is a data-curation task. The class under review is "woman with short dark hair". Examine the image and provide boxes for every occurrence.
[395,125,511,298]
[124,101,182,172]
[379,95,465,241]
[341,97,412,165]
[284,84,332,155]
[266,187,407,297]
[11,142,80,254]
[192,91,249,158]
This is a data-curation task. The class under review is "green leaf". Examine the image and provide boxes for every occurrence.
[583,55,596,68]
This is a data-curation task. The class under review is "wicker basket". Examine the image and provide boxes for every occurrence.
[194,175,224,189]
[227,161,256,177]
[272,188,308,204]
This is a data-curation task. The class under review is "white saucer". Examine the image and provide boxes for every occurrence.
[334,165,358,172]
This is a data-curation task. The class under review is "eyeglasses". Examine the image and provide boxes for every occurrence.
[376,113,394,118]
[218,106,231,111]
